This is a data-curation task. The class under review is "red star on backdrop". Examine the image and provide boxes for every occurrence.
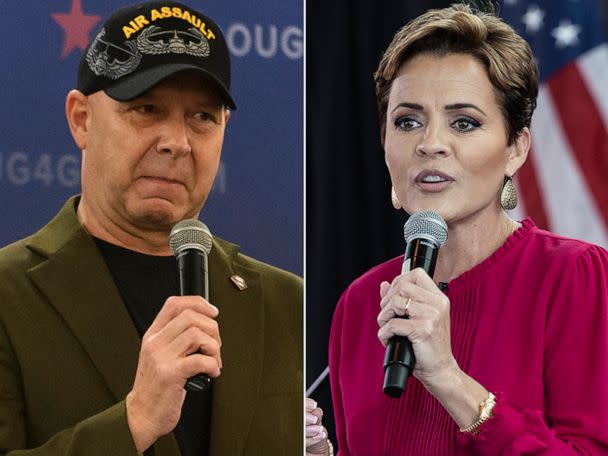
[52,0,101,58]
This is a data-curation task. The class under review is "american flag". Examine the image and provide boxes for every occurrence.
[499,0,608,246]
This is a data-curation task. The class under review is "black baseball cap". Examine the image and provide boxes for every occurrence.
[77,1,236,109]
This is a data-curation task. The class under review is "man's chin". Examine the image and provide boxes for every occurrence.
[127,199,198,232]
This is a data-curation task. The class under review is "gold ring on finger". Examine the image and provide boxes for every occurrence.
[404,297,412,318]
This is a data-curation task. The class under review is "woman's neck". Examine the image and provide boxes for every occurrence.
[432,211,518,284]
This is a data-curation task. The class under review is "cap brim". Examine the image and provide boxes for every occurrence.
[104,63,236,110]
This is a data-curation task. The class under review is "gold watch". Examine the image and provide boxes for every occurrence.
[459,392,496,435]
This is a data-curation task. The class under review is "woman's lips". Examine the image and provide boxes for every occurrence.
[414,170,454,192]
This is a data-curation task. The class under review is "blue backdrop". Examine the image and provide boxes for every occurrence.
[0,0,303,275]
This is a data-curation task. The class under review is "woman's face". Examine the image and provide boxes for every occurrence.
[384,52,529,225]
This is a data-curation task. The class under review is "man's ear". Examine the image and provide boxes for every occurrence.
[65,90,90,151]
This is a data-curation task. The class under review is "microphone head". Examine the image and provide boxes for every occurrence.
[169,219,213,256]
[404,210,448,248]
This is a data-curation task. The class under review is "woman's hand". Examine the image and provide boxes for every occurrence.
[306,398,330,455]
[377,267,458,390]
[377,267,492,430]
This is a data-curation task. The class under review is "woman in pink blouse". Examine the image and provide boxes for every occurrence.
[306,3,608,456]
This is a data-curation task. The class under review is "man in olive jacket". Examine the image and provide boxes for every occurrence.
[0,2,302,455]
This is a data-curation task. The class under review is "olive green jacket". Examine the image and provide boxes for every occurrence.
[0,197,302,455]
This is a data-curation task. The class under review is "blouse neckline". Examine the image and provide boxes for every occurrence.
[445,218,535,290]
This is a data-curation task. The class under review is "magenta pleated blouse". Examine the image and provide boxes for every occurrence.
[329,219,608,455]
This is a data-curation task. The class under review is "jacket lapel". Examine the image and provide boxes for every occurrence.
[26,200,141,401]
[208,239,264,455]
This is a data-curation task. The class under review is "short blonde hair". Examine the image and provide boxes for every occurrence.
[374,4,538,145]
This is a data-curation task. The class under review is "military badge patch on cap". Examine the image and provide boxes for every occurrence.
[77,1,236,109]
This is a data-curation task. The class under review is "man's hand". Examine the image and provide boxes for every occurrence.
[126,296,222,452]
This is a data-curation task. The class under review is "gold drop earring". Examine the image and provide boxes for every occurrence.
[500,176,517,210]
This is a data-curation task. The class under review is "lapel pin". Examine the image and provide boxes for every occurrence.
[230,274,248,291]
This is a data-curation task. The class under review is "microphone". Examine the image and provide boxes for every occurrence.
[169,219,213,393]
[383,210,448,398]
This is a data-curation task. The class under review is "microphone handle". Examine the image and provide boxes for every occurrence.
[177,250,211,392]
[383,336,415,397]
[383,240,438,397]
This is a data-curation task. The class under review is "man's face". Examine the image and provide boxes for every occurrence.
[79,71,229,232]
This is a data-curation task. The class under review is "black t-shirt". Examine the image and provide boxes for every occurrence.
[94,237,211,456]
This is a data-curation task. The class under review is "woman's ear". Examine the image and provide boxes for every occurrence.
[506,127,531,176]
[65,90,90,151]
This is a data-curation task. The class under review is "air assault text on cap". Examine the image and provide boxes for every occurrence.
[122,6,216,40]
